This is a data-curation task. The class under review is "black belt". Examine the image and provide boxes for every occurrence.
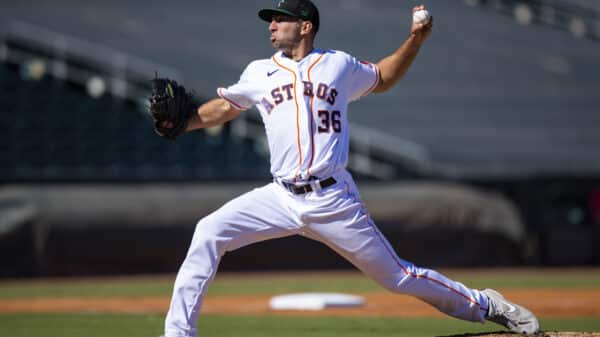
[280,177,337,195]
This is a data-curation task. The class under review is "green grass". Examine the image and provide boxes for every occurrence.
[1,313,599,337]
[1,268,599,299]
[1,269,599,337]
[0,277,174,299]
[0,272,383,299]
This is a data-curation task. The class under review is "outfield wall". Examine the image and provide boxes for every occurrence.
[0,182,550,277]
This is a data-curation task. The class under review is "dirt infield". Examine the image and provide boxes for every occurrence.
[1,289,599,318]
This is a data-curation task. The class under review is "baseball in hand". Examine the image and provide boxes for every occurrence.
[413,9,431,25]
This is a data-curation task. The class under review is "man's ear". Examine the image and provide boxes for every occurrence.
[300,20,314,36]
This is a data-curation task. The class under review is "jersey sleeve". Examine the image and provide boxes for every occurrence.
[217,62,262,110]
[347,56,381,102]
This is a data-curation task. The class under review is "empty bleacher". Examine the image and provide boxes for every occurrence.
[0,63,270,182]
[2,0,597,180]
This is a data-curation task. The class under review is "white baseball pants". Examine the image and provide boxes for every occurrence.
[164,170,489,337]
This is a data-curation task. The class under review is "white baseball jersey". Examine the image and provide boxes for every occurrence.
[217,49,380,182]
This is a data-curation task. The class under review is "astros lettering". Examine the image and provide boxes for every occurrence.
[262,81,338,113]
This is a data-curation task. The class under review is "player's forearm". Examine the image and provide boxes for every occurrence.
[373,34,424,93]
[187,98,243,131]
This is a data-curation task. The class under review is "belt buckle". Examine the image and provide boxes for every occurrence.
[291,182,311,195]
[281,179,321,195]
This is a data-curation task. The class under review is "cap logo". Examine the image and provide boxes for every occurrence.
[278,0,286,7]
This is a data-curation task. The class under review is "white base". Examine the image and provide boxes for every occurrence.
[269,292,365,311]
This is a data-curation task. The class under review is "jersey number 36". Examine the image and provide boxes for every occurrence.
[317,110,342,133]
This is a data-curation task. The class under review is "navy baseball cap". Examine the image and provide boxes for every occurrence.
[258,0,320,33]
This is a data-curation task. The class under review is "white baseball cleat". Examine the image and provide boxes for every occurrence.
[482,288,540,335]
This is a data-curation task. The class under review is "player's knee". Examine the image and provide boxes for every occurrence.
[373,264,426,294]
[369,272,407,293]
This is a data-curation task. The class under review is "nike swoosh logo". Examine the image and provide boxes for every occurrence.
[267,69,279,77]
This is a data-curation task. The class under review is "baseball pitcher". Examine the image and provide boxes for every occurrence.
[149,1,540,336]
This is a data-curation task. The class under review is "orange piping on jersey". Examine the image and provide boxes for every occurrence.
[305,52,326,177]
[272,55,302,181]
[217,88,245,110]
[362,63,381,98]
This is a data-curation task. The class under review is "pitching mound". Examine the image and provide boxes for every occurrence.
[440,332,600,337]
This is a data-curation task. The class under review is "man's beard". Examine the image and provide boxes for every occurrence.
[271,36,301,53]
